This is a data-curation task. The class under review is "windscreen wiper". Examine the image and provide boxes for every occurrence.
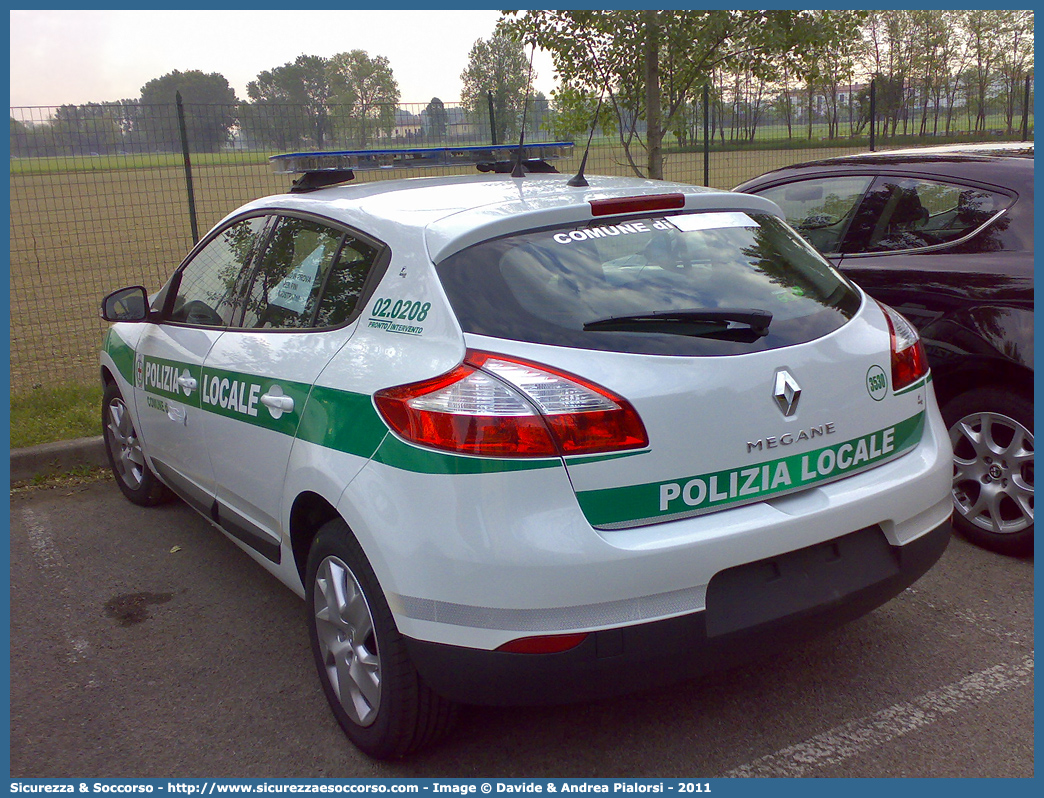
[583,308,772,341]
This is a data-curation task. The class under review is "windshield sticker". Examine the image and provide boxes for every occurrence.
[552,219,675,245]
[666,211,758,233]
[268,245,324,313]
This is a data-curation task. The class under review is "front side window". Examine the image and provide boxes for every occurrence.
[842,176,1013,255]
[437,211,861,357]
[168,216,267,326]
[755,176,872,255]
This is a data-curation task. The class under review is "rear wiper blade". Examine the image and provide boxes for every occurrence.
[583,308,772,340]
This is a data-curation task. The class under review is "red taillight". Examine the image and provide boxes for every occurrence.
[496,633,589,654]
[589,194,685,217]
[878,302,929,391]
[373,350,648,458]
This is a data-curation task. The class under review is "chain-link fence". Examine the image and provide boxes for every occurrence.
[9,90,1033,392]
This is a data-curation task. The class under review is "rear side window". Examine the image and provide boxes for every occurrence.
[437,211,861,357]
[842,177,1013,254]
[236,216,383,330]
[239,217,345,329]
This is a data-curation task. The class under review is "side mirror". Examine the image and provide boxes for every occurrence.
[101,286,149,322]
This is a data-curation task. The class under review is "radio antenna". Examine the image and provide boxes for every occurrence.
[567,88,605,188]
[511,42,538,178]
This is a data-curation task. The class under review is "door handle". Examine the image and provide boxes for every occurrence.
[261,394,294,412]
[177,375,197,392]
[260,391,294,419]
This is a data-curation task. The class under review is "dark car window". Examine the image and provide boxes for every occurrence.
[437,211,861,357]
[754,176,872,254]
[238,216,347,329]
[842,176,1013,255]
[238,217,386,331]
[168,216,268,327]
[313,235,382,327]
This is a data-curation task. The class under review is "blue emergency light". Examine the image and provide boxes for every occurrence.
[270,142,574,173]
[270,143,574,192]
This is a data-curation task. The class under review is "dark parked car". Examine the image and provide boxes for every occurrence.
[736,143,1033,556]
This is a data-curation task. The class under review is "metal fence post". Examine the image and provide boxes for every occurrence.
[176,91,200,245]
[869,78,876,152]
[702,82,710,187]
[1021,75,1031,141]
[487,91,498,146]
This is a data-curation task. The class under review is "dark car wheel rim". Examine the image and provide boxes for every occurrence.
[950,410,1034,535]
[313,555,382,727]
[105,396,146,490]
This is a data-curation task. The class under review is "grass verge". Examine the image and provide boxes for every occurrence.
[11,383,103,449]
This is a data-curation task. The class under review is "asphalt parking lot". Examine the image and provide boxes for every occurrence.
[9,478,1034,778]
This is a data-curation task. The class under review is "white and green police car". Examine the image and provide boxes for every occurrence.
[100,144,953,759]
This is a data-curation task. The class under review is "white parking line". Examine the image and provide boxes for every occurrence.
[21,506,100,684]
[725,654,1035,777]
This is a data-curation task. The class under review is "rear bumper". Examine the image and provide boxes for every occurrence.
[404,519,950,706]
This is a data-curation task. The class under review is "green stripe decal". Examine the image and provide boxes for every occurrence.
[103,328,136,384]
[143,355,203,405]
[296,386,388,458]
[197,366,310,436]
[577,412,926,528]
[893,374,930,396]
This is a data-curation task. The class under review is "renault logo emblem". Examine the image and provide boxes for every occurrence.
[773,370,801,417]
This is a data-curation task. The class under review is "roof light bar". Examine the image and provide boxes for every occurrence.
[270,143,574,175]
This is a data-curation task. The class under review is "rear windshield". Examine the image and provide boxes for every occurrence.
[436,211,862,356]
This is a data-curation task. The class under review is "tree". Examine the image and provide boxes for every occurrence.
[503,10,820,179]
[529,91,551,137]
[960,10,1007,132]
[327,50,400,149]
[547,85,615,141]
[139,69,238,152]
[424,97,448,140]
[460,31,533,145]
[52,103,122,154]
[806,11,864,139]
[995,10,1034,134]
[244,55,332,149]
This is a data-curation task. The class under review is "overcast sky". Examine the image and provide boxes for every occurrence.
[9,9,559,108]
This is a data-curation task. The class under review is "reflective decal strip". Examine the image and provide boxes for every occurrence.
[577,412,927,530]
[102,328,136,384]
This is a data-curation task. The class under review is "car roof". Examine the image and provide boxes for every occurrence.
[735,141,1034,191]
[232,172,786,263]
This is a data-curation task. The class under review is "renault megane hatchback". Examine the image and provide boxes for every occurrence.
[100,145,953,758]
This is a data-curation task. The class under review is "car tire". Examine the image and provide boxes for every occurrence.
[102,381,174,506]
[943,387,1033,556]
[306,518,457,759]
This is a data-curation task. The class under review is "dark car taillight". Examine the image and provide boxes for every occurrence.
[374,350,648,458]
[878,301,929,392]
